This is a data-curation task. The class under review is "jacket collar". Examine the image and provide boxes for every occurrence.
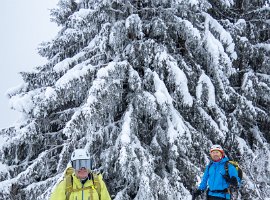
[212,156,229,164]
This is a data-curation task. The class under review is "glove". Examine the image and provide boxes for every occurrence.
[223,175,238,186]
[192,189,203,198]
[229,177,238,186]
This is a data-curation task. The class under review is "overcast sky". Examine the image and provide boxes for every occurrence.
[0,0,59,129]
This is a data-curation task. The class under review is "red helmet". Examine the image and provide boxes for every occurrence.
[210,144,225,156]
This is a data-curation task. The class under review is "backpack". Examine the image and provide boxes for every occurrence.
[64,167,102,200]
[225,160,243,182]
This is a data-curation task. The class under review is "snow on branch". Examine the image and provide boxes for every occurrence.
[196,72,216,107]
[203,12,237,61]
[154,50,193,107]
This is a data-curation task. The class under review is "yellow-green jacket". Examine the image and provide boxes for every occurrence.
[50,173,111,200]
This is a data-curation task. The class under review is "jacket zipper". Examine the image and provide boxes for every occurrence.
[82,184,84,200]
[213,164,217,187]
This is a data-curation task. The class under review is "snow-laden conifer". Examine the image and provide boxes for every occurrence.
[0,0,269,199]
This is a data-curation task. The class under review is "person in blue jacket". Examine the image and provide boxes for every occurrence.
[193,145,240,200]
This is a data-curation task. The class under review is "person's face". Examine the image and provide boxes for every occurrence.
[210,150,222,161]
[75,167,89,179]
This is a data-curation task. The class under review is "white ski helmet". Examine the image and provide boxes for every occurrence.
[71,149,92,170]
[71,149,90,161]
[210,144,224,156]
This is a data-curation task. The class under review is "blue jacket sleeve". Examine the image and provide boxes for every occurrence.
[228,163,241,185]
[198,165,210,190]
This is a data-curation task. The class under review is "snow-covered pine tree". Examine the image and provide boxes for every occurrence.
[0,0,269,199]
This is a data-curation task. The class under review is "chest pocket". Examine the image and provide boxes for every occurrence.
[70,186,99,200]
[209,163,226,175]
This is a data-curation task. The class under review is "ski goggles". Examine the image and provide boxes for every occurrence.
[71,159,92,170]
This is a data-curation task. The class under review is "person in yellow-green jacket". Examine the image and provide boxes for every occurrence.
[50,149,111,200]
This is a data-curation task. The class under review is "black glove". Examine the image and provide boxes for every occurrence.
[223,175,238,186]
[192,189,203,198]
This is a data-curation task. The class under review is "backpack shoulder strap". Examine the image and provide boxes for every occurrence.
[225,160,229,174]
[65,174,73,200]
[92,173,102,198]
[65,167,74,200]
